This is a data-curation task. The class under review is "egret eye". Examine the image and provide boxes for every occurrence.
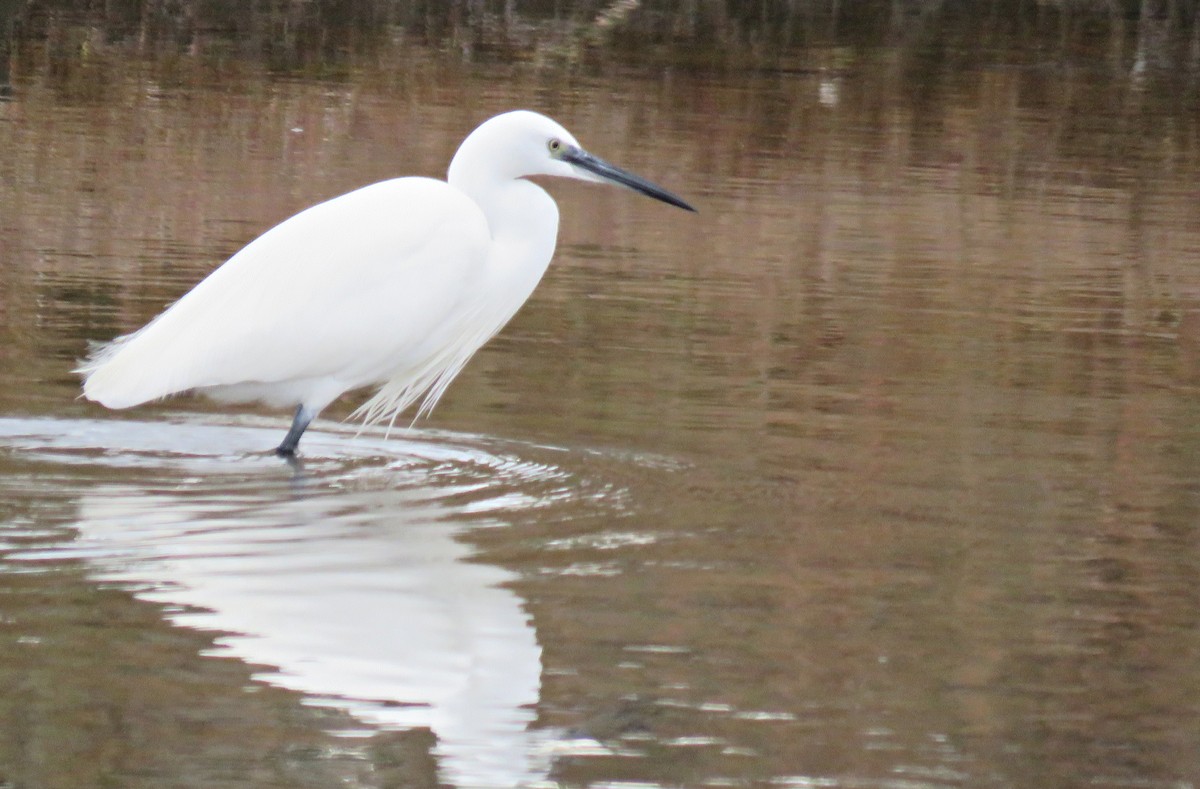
[548,138,562,155]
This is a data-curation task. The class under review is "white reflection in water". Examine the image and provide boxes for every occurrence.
[3,417,562,789]
[73,487,548,787]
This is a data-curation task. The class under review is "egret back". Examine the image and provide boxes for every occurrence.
[79,177,493,415]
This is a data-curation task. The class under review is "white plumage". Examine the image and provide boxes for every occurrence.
[78,110,694,455]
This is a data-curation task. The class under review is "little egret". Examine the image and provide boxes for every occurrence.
[78,110,695,456]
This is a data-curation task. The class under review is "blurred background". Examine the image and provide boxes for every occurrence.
[1,1,1199,788]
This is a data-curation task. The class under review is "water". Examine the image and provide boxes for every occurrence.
[2,4,1200,788]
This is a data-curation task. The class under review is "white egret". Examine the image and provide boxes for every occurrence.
[78,110,694,456]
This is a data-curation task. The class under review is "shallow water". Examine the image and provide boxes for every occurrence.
[2,5,1200,788]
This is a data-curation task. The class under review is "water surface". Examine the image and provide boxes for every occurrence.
[2,5,1199,788]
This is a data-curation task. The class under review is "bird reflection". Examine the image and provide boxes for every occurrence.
[68,481,549,789]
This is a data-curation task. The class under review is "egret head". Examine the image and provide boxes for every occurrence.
[448,110,696,212]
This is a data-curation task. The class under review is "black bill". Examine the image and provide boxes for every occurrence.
[561,146,697,212]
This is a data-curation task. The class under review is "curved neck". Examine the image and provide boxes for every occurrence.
[446,126,560,272]
[449,166,559,249]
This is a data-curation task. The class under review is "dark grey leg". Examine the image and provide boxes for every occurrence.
[276,405,315,457]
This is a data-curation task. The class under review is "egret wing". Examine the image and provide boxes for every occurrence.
[80,177,492,410]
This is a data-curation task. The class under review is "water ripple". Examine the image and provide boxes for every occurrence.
[0,414,620,789]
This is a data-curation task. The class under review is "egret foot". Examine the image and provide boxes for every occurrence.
[275,405,315,457]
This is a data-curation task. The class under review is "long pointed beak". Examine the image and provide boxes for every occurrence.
[561,146,697,212]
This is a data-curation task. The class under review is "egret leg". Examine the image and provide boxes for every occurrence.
[276,405,315,457]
